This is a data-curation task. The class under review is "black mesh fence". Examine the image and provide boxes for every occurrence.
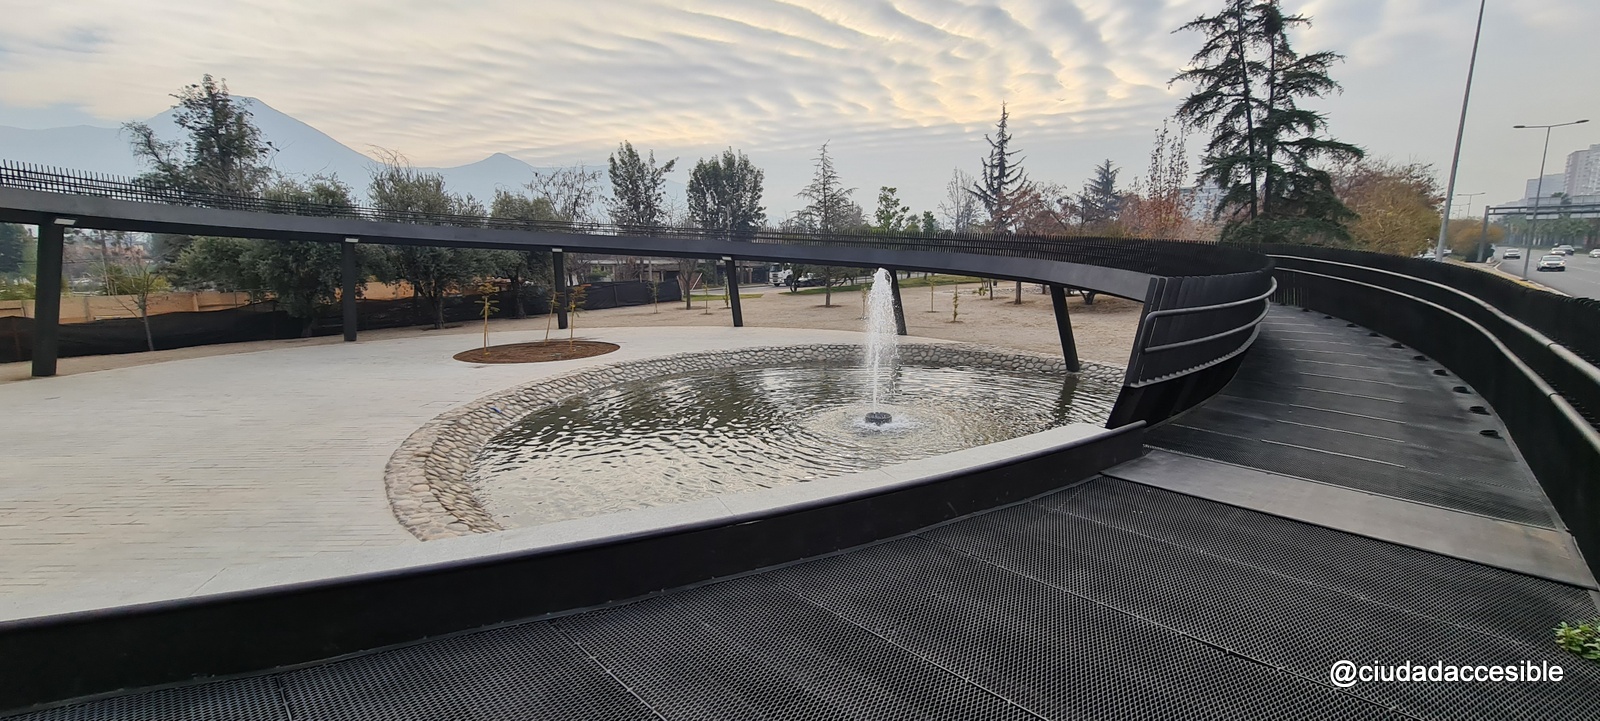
[0,280,678,363]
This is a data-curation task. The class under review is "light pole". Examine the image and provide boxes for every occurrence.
[1455,192,1485,260]
[1514,119,1590,277]
[1432,0,1487,262]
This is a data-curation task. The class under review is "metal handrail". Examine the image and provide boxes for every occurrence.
[1141,302,1272,353]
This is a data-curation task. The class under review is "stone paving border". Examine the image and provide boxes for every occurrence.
[385,342,1127,540]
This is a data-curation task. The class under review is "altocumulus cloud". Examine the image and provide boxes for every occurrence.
[0,0,1595,210]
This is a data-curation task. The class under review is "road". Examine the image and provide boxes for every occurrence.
[1492,246,1600,299]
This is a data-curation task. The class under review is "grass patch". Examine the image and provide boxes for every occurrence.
[689,292,764,301]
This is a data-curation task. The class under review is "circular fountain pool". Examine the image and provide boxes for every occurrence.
[468,361,1120,527]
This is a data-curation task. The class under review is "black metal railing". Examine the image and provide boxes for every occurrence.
[0,160,1267,279]
[1273,265,1600,581]
[0,159,1277,429]
[1255,243,1600,366]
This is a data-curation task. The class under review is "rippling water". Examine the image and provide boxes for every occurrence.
[473,362,1119,526]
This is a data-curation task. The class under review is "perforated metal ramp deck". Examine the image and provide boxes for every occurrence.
[15,477,1599,721]
[1147,306,1561,528]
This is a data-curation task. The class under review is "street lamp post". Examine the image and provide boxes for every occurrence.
[1455,191,1485,259]
[1432,0,1487,262]
[1514,119,1590,277]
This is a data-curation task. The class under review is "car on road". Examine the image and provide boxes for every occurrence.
[1590,248,1600,258]
[1536,254,1567,272]
[1553,245,1575,256]
[1503,248,1522,260]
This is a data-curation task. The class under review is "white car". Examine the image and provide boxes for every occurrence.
[1536,254,1567,272]
[1503,248,1522,260]
[1590,249,1600,258]
[1553,245,1575,256]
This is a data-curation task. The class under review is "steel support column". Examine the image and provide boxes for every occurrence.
[724,258,743,327]
[553,249,569,330]
[1049,284,1082,372]
[32,219,65,377]
[888,270,907,336]
[341,239,358,341]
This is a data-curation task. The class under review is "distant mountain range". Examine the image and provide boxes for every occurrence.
[0,98,681,208]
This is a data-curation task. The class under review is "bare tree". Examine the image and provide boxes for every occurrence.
[1122,121,1198,239]
[529,165,605,283]
[938,168,980,233]
[102,250,167,352]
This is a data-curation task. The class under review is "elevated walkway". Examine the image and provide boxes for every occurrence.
[15,310,1599,721]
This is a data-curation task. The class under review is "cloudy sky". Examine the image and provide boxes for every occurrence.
[1,0,1596,217]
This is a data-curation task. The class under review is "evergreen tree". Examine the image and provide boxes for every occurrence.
[123,75,275,195]
[1174,0,1363,242]
[871,187,912,234]
[0,224,26,275]
[1078,160,1123,226]
[796,143,862,306]
[796,142,857,234]
[686,148,766,241]
[607,141,676,231]
[969,104,1034,234]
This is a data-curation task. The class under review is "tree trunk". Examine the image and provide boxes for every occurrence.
[1014,281,1022,304]
[300,316,316,338]
[511,272,526,319]
[140,300,154,352]
[1232,16,1259,221]
[433,293,445,330]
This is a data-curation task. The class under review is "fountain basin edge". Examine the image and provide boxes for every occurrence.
[386,342,1128,540]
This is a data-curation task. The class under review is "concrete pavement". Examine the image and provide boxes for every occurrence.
[0,326,886,619]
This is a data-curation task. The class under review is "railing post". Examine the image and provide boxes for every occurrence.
[342,238,359,341]
[553,249,569,330]
[724,257,743,328]
[32,218,67,377]
[1049,284,1081,372]
[888,270,907,336]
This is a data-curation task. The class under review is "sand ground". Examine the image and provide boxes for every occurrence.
[0,281,1141,383]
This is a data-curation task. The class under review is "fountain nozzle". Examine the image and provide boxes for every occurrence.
[865,412,892,426]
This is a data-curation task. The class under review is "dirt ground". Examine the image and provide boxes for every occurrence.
[0,281,1141,383]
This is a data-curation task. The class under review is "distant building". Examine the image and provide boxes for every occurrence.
[1565,144,1600,198]
[1524,173,1566,201]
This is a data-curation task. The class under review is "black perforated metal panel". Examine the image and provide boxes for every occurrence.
[7,677,289,721]
[276,622,655,721]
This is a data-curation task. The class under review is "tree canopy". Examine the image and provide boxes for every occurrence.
[687,148,766,240]
[607,141,677,232]
[369,160,490,328]
[1077,160,1122,227]
[123,75,275,195]
[970,104,1034,234]
[1174,0,1363,243]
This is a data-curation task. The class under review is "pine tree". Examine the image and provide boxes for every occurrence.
[796,143,862,306]
[969,104,1034,234]
[1078,160,1123,226]
[1174,0,1363,243]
